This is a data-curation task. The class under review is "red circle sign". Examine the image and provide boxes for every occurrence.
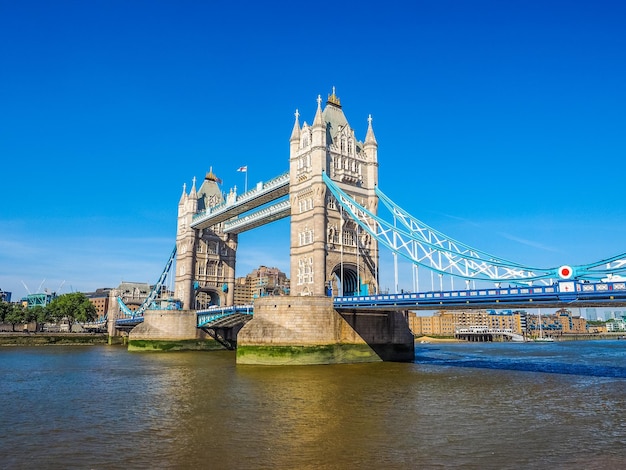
[558,265,573,279]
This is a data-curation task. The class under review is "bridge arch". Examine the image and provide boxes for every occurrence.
[329,263,359,296]
[195,287,223,309]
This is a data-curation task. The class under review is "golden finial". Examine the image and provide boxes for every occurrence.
[327,86,341,107]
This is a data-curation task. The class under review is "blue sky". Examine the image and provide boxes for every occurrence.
[1,0,625,300]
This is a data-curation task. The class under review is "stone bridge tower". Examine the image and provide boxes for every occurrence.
[175,170,238,309]
[288,90,379,297]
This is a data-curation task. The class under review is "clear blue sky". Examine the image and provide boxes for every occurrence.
[1,0,625,299]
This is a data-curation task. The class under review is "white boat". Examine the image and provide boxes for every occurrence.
[533,336,554,343]
[533,308,555,342]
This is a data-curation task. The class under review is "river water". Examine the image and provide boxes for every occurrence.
[1,341,625,469]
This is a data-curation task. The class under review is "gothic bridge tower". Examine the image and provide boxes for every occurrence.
[175,170,237,309]
[288,90,379,297]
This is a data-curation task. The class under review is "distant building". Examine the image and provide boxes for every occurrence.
[22,292,56,309]
[115,281,151,313]
[409,309,529,337]
[409,310,490,336]
[606,318,626,332]
[526,308,587,335]
[584,308,598,320]
[84,288,112,319]
[0,288,10,303]
[233,266,290,304]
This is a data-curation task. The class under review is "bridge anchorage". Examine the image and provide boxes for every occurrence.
[117,90,626,362]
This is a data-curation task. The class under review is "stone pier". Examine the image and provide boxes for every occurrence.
[128,310,222,351]
[236,296,415,365]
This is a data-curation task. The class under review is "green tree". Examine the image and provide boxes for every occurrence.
[4,304,27,332]
[28,305,50,332]
[47,293,97,332]
[0,301,11,324]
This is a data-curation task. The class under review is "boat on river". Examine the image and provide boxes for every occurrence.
[533,308,554,342]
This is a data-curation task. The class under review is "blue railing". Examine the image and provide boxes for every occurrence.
[334,280,626,309]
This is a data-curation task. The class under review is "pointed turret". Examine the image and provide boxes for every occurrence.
[290,109,301,142]
[190,176,197,198]
[313,95,324,129]
[363,114,379,189]
[179,182,187,205]
[290,109,301,157]
[311,94,326,151]
[365,114,377,146]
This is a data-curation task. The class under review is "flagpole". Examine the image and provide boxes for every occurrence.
[245,169,248,192]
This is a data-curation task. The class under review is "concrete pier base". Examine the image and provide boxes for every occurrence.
[128,310,222,351]
[236,296,415,365]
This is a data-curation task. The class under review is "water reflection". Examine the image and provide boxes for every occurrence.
[1,344,625,469]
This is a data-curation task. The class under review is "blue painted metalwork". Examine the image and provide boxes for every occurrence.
[197,305,253,328]
[115,316,144,327]
[115,245,177,327]
[334,280,626,310]
[323,172,626,284]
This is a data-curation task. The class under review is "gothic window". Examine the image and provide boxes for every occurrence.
[207,262,216,276]
[299,197,313,213]
[180,265,186,276]
[181,244,187,255]
[298,154,311,171]
[198,265,205,276]
[196,242,203,253]
[299,227,314,246]
[348,139,353,155]
[297,257,314,285]
[208,242,218,255]
[328,196,336,210]
[217,262,223,277]
[341,137,346,153]
[343,229,356,246]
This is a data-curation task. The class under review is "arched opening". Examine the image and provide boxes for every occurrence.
[331,263,361,296]
[195,288,221,309]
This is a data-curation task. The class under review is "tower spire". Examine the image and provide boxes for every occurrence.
[313,94,324,128]
[365,114,377,145]
[290,109,301,142]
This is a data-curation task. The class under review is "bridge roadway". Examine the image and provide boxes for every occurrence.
[114,280,626,329]
[333,280,626,311]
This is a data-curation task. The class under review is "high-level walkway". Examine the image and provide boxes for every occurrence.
[191,172,289,233]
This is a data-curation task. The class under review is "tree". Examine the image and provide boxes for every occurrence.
[28,305,50,332]
[47,293,97,332]
[4,304,27,332]
[0,301,11,324]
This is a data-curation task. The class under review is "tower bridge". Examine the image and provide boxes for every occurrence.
[111,89,626,364]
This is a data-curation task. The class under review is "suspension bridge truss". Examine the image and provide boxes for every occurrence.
[322,172,626,287]
[116,245,178,321]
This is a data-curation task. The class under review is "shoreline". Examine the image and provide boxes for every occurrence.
[0,332,118,346]
[415,336,460,343]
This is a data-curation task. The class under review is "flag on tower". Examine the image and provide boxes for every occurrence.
[237,166,248,172]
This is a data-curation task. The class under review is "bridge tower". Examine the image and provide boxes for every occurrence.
[238,90,413,365]
[288,90,379,297]
[175,170,238,309]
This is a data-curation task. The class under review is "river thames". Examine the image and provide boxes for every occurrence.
[1,341,625,469]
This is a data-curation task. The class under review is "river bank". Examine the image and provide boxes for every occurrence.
[0,332,117,346]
